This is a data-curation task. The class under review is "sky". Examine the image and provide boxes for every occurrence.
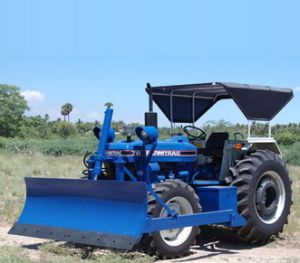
[0,0,299,127]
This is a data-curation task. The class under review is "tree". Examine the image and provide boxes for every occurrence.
[105,102,113,108]
[61,107,68,122]
[61,103,73,122]
[0,84,29,137]
[44,114,50,122]
[75,121,97,135]
[19,115,51,139]
[51,121,77,138]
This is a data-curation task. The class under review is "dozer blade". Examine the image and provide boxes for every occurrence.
[9,178,148,250]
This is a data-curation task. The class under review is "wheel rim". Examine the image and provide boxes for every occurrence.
[159,196,193,247]
[255,171,286,224]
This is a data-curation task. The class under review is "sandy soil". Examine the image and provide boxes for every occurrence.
[1,226,299,262]
[165,242,300,263]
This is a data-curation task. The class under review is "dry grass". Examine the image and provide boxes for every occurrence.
[0,246,32,263]
[39,242,153,263]
[0,152,83,225]
[0,243,154,263]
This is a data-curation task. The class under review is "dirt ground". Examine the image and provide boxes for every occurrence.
[1,226,299,263]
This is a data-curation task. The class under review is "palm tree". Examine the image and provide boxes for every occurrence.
[105,102,113,108]
[61,103,73,122]
[44,114,50,122]
[61,107,68,121]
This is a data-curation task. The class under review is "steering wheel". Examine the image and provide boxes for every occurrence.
[183,126,206,141]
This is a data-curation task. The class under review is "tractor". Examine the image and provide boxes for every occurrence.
[10,82,293,259]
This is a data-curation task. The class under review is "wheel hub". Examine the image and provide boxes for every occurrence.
[159,196,193,246]
[256,179,279,217]
[255,171,286,224]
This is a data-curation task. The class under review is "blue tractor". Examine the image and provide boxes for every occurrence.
[10,82,293,259]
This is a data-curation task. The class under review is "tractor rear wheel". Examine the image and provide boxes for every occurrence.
[139,180,201,259]
[231,150,292,244]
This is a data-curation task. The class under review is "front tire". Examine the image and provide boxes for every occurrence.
[231,150,292,244]
[140,180,201,259]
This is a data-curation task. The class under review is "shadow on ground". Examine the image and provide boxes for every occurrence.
[171,226,263,262]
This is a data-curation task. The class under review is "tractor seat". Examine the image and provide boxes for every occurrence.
[198,132,229,156]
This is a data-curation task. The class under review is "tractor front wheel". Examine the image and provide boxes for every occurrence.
[231,150,292,244]
[140,180,201,259]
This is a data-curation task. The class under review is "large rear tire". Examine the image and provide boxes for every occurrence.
[231,150,292,244]
[140,180,201,259]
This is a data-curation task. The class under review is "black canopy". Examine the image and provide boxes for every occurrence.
[146,82,293,123]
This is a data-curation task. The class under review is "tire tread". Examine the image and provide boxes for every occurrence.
[231,150,292,244]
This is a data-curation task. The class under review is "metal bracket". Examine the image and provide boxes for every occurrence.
[146,183,177,217]
[248,120,272,138]
[123,167,137,182]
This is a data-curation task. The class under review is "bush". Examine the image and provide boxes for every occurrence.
[51,122,77,138]
[275,131,300,146]
[284,142,300,166]
[0,137,98,156]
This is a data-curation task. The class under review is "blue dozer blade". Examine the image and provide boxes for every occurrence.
[9,178,148,250]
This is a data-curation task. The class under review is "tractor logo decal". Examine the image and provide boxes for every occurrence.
[105,150,197,157]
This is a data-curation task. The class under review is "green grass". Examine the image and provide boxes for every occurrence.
[284,142,300,166]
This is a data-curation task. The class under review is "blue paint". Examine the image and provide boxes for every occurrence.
[18,178,147,241]
[135,126,158,144]
[196,186,238,212]
[89,107,114,180]
[105,140,197,163]
[143,186,245,232]
[123,166,137,182]
[143,210,246,233]
[193,180,220,186]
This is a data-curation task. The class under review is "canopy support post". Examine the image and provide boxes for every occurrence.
[170,91,174,132]
[147,83,153,112]
[192,92,196,131]
[248,120,251,138]
[268,121,272,138]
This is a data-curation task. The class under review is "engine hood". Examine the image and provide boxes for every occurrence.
[105,135,197,163]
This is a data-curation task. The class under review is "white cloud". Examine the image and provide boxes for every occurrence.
[87,111,100,120]
[294,87,300,92]
[21,90,45,103]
